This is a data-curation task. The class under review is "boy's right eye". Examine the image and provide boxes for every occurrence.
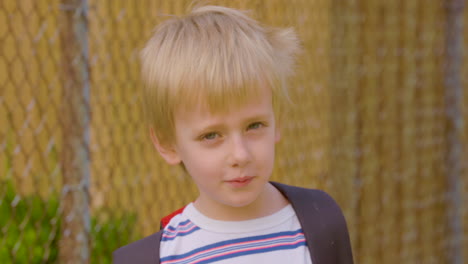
[201,132,219,141]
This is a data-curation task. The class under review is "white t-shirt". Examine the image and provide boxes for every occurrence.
[160,203,312,264]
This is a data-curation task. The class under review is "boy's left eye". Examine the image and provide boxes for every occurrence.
[247,122,264,130]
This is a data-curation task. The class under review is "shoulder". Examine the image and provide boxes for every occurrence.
[112,231,163,264]
[112,207,189,264]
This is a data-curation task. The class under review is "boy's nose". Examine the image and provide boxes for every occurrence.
[228,135,251,168]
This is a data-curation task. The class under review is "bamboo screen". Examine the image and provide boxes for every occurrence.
[0,0,467,263]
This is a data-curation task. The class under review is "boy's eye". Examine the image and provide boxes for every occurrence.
[201,132,219,140]
[247,122,264,130]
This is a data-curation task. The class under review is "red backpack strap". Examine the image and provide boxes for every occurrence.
[160,206,186,229]
[114,206,189,264]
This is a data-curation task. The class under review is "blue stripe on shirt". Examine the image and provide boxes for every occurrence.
[160,229,306,264]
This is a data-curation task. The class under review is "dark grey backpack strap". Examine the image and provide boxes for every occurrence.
[112,230,163,264]
[271,182,354,264]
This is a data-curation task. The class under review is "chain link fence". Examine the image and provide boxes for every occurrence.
[1,0,467,263]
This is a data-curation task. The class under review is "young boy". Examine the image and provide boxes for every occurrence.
[114,5,353,264]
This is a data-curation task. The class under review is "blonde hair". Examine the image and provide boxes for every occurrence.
[141,5,300,144]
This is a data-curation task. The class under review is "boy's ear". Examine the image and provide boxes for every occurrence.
[149,128,181,165]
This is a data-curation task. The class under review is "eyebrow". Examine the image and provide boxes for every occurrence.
[244,114,272,124]
[195,113,273,133]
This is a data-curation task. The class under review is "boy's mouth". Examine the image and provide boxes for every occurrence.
[226,176,254,187]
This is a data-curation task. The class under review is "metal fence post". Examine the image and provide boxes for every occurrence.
[444,0,465,264]
[58,0,91,263]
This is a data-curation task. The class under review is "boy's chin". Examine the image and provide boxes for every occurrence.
[222,190,268,210]
[223,198,258,209]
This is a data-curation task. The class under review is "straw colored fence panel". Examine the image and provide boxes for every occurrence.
[1,0,466,263]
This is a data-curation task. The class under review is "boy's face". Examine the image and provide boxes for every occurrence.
[154,87,280,215]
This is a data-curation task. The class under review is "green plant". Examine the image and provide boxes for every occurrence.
[0,180,60,263]
[0,180,138,263]
[91,213,138,264]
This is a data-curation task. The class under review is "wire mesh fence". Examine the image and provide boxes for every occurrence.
[0,0,467,263]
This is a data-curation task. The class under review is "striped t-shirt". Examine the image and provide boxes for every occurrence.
[160,203,312,264]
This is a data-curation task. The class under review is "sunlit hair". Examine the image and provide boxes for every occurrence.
[141,5,300,144]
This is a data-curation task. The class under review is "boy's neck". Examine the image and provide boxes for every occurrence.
[193,183,290,221]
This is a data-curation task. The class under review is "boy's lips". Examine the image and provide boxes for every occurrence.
[225,176,254,187]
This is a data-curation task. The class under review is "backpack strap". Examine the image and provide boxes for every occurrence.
[112,205,187,264]
[112,230,163,264]
[271,181,354,264]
